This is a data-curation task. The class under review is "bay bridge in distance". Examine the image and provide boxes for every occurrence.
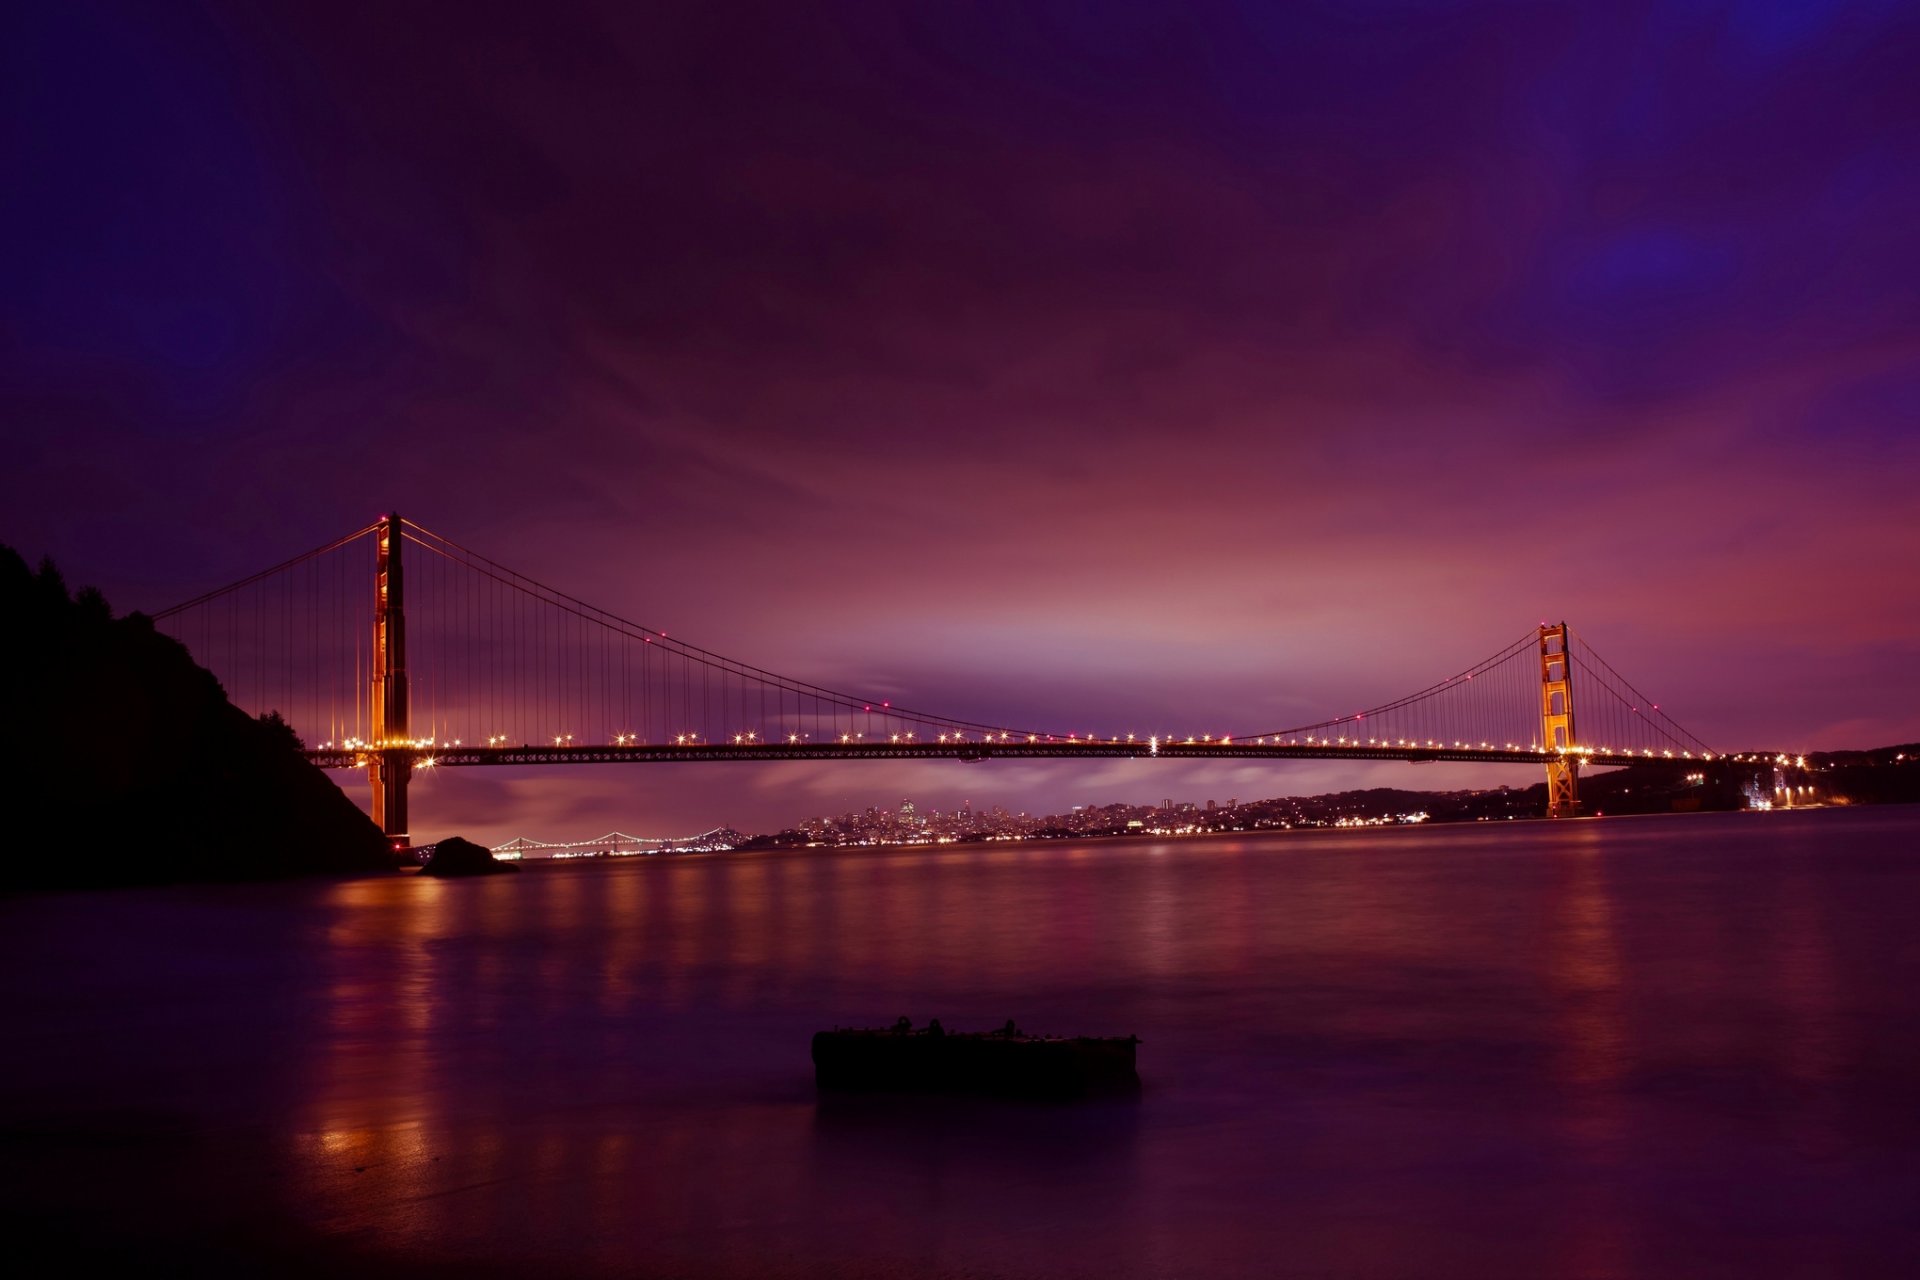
[154,514,1743,851]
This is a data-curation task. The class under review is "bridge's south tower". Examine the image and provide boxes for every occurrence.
[370,512,410,848]
[1539,621,1580,818]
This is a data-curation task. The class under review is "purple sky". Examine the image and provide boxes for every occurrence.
[6,1,1919,841]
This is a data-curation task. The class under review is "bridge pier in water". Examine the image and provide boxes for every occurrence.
[1539,621,1581,818]
[369,513,411,850]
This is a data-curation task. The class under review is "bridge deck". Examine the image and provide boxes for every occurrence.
[305,743,1699,770]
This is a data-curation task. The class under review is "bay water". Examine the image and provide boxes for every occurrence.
[4,807,1917,1276]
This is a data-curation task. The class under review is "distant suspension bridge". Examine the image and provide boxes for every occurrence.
[487,830,741,860]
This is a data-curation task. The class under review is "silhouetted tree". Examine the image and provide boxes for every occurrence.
[258,710,305,752]
[75,584,111,625]
[35,555,68,609]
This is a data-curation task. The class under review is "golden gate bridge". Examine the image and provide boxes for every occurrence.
[151,514,1718,849]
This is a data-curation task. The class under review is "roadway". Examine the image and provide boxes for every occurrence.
[305,741,1707,770]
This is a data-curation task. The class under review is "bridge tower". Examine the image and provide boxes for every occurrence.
[370,513,411,849]
[1539,621,1581,818]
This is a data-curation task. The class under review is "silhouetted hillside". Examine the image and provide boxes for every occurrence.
[0,545,391,888]
[1805,744,1920,805]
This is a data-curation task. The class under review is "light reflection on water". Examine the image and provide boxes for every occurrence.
[4,808,1920,1277]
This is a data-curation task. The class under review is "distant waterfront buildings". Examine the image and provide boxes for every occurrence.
[777,791,1455,848]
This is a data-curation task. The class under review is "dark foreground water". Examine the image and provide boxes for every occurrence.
[5,808,1919,1278]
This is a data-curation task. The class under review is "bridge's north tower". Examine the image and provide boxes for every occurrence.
[1539,621,1581,818]
[370,513,410,848]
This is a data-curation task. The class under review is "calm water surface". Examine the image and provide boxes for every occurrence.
[5,808,1919,1277]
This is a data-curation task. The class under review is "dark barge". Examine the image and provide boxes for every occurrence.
[812,1019,1139,1098]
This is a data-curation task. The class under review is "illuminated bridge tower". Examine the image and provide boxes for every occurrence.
[1539,621,1581,818]
[370,513,411,849]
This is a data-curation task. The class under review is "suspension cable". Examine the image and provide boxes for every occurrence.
[151,522,381,619]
